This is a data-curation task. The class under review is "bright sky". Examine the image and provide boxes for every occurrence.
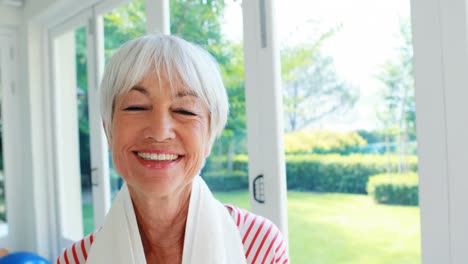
[222,0,412,131]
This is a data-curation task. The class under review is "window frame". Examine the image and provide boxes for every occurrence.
[411,0,468,262]
[241,0,288,236]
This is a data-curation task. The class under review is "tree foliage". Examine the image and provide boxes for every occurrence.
[281,25,359,132]
[283,53,359,131]
[377,18,415,172]
[103,0,146,59]
[170,0,247,170]
[284,130,367,154]
[377,19,415,138]
[281,26,337,82]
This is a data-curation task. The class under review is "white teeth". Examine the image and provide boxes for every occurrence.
[137,153,179,161]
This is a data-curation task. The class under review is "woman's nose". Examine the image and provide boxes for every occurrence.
[143,110,176,142]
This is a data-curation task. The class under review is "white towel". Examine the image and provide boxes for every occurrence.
[86,176,247,264]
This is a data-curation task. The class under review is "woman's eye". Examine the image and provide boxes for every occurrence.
[175,109,196,116]
[124,106,146,111]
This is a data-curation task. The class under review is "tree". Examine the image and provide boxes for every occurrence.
[283,53,358,132]
[102,0,146,59]
[377,18,415,173]
[281,25,358,132]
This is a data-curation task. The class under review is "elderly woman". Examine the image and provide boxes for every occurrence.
[56,34,288,264]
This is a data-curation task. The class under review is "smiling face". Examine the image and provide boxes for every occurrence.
[109,73,211,198]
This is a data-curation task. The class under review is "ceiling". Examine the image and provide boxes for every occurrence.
[1,0,23,8]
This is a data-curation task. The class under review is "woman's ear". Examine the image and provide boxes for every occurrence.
[204,147,211,158]
[204,141,212,158]
[103,121,112,149]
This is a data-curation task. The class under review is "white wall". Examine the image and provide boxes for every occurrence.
[3,0,61,257]
[0,5,20,27]
[23,0,58,19]
[0,1,27,255]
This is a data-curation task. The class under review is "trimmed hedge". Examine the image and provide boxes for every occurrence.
[367,173,419,206]
[203,154,418,194]
[285,154,417,193]
[201,170,248,191]
[202,155,249,174]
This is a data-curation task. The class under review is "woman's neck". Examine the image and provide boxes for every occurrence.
[129,184,192,263]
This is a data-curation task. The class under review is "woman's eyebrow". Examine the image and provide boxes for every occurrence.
[130,86,150,96]
[175,90,198,98]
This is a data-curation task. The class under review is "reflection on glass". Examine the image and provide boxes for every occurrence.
[102,0,146,199]
[170,0,249,208]
[279,0,420,263]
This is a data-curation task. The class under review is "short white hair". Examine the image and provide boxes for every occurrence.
[100,34,229,146]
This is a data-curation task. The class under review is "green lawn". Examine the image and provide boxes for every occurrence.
[215,191,421,264]
[83,191,421,263]
[82,203,94,235]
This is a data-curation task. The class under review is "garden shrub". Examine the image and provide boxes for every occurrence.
[285,154,418,193]
[204,154,248,173]
[203,154,418,194]
[367,172,419,206]
[201,170,248,191]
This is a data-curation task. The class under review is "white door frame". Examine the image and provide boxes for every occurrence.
[242,0,288,236]
[411,0,468,262]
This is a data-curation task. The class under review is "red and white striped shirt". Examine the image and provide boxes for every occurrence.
[226,205,289,264]
[56,205,289,264]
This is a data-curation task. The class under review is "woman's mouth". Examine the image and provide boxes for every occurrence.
[133,151,183,169]
[136,152,179,161]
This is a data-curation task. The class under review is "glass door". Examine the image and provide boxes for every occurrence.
[277,0,420,263]
[74,25,95,235]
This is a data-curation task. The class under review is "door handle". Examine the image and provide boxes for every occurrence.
[253,174,265,203]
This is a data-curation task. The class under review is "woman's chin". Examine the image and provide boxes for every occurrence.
[129,176,192,198]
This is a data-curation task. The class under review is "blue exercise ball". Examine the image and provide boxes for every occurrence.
[0,252,49,264]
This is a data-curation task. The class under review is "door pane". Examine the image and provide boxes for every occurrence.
[0,41,7,237]
[74,26,95,236]
[170,0,249,208]
[278,0,420,263]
